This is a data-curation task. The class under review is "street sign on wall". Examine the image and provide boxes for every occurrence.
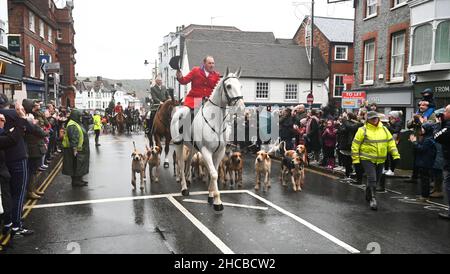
[342,91,366,109]
[7,35,21,52]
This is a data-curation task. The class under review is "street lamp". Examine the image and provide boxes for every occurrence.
[144,59,158,80]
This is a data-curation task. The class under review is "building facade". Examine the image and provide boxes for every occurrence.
[294,16,355,107]
[181,29,330,107]
[75,77,142,111]
[408,0,450,109]
[1,0,25,103]
[7,0,76,106]
[8,0,59,101]
[353,0,414,119]
[55,0,76,108]
[158,24,240,100]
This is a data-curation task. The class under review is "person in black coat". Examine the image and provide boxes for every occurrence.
[385,111,403,176]
[337,112,363,181]
[0,94,39,237]
[434,105,450,220]
[0,107,27,239]
[410,123,437,201]
[279,108,296,150]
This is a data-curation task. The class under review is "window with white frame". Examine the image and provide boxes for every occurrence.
[29,44,36,78]
[390,32,405,81]
[435,20,450,63]
[48,27,53,43]
[285,84,298,100]
[412,24,432,66]
[29,12,35,32]
[363,40,375,84]
[39,49,45,79]
[366,0,377,18]
[39,20,45,38]
[57,29,63,40]
[0,20,5,47]
[335,45,348,61]
[334,74,345,97]
[256,82,269,99]
[393,0,407,8]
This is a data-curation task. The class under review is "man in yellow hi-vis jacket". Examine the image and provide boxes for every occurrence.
[352,111,400,210]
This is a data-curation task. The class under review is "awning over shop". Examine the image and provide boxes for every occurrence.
[0,76,21,85]
[24,79,45,93]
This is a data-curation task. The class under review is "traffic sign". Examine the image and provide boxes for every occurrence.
[43,62,61,73]
[39,55,50,65]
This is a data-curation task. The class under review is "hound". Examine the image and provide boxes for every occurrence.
[255,150,271,192]
[145,145,162,183]
[131,142,147,190]
[229,152,244,188]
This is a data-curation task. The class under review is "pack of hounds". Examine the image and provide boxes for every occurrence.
[131,140,307,193]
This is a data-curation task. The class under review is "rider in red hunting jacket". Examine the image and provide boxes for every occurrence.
[176,56,221,110]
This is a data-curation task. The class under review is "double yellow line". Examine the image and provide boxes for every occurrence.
[0,158,63,248]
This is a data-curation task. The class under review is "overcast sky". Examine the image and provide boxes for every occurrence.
[72,0,354,80]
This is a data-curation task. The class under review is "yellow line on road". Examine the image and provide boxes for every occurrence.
[2,160,62,247]
[22,160,62,219]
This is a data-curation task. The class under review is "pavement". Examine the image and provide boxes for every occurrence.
[2,132,450,254]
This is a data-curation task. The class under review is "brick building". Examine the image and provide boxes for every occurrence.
[8,0,76,106]
[55,0,76,108]
[294,16,354,108]
[353,0,414,119]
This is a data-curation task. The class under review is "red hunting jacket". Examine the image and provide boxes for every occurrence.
[178,67,221,109]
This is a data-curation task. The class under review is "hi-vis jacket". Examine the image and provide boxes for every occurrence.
[351,122,401,164]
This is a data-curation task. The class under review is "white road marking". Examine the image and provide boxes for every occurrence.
[24,190,249,210]
[182,199,269,211]
[244,190,361,254]
[167,196,234,254]
[426,200,449,210]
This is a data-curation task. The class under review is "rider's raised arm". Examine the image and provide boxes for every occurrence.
[177,68,196,85]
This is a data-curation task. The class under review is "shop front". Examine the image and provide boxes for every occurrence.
[366,87,415,126]
[0,47,24,102]
[413,81,450,110]
[23,78,45,101]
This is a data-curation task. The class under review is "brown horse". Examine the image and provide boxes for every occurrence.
[115,112,125,134]
[150,99,178,168]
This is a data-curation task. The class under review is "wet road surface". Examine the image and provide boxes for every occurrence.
[5,133,450,254]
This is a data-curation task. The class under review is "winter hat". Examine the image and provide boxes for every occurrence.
[388,110,403,119]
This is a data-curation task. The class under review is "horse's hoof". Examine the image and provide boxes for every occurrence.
[182,189,190,196]
[208,197,214,205]
[214,204,224,212]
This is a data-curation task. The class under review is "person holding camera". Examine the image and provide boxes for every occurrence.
[433,105,450,220]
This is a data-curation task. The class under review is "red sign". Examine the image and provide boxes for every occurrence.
[343,75,355,85]
[342,91,366,109]
[307,93,314,105]
[342,91,366,99]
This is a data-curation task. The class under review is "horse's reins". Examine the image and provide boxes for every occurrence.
[199,76,243,153]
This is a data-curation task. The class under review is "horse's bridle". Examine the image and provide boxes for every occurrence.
[208,76,243,108]
[199,76,243,153]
